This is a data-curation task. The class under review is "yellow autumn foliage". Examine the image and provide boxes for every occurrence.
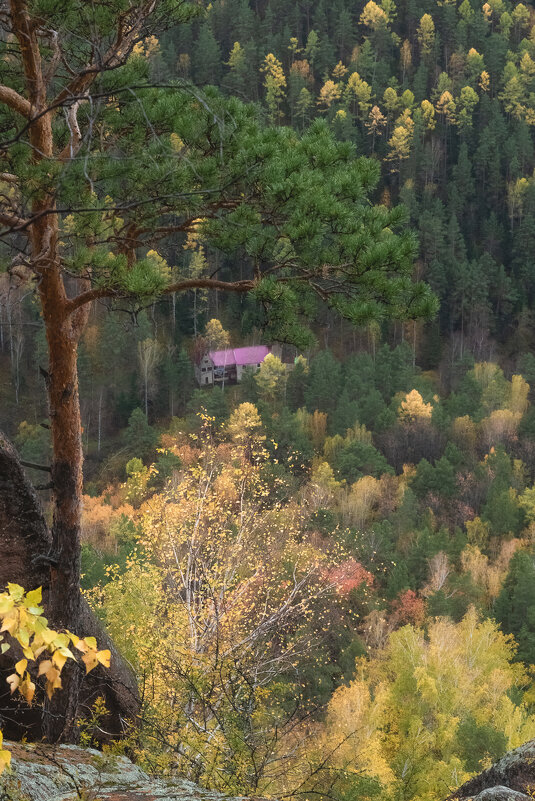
[95,428,339,793]
[0,585,109,774]
[317,609,535,800]
[398,389,433,421]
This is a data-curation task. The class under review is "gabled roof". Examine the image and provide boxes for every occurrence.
[209,346,270,367]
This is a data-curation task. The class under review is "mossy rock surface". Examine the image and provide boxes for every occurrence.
[0,741,265,801]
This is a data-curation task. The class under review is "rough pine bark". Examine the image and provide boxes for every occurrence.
[40,281,86,632]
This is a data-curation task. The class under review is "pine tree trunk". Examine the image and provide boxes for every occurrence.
[47,335,83,630]
[41,290,87,742]
[33,209,87,740]
[8,0,84,647]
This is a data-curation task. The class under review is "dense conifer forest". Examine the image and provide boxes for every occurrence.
[3,0,535,799]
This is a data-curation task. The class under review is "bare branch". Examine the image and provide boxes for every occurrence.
[20,459,52,473]
[42,28,62,85]
[58,99,83,163]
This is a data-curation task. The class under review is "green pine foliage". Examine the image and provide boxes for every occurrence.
[495,551,535,664]
[167,0,535,358]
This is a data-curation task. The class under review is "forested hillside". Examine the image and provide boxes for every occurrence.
[172,0,535,358]
[3,0,535,799]
[5,0,535,439]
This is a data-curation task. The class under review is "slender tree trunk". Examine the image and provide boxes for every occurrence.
[98,387,103,454]
[7,297,13,365]
[460,295,464,359]
[13,322,23,404]
[144,364,149,417]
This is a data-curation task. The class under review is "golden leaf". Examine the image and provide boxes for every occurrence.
[96,650,111,668]
[0,742,11,775]
[14,659,27,676]
[6,673,20,694]
[82,651,99,673]
[38,659,53,677]
[20,676,35,705]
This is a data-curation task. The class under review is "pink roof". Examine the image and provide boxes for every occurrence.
[209,346,270,367]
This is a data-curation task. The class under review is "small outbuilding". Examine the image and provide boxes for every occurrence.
[196,345,272,386]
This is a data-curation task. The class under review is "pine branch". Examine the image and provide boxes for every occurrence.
[0,210,29,231]
[64,277,255,314]
[52,1,158,108]
[8,0,45,107]
[0,84,31,118]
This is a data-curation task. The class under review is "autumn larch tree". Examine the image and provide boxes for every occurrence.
[0,0,435,738]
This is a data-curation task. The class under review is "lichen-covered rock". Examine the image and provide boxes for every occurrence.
[0,741,264,801]
[448,739,535,800]
[467,789,532,801]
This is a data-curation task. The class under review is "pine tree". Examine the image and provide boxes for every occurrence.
[286,356,309,411]
[193,21,223,85]
[417,14,436,61]
[495,551,535,664]
[225,42,249,96]
[124,408,158,460]
[305,351,343,414]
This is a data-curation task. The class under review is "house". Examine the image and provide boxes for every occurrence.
[196,345,273,386]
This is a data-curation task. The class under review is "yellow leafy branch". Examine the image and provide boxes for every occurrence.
[0,583,110,774]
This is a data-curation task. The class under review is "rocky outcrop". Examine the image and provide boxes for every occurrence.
[3,737,535,801]
[0,741,262,801]
[0,432,52,593]
[448,739,535,800]
[0,432,140,742]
